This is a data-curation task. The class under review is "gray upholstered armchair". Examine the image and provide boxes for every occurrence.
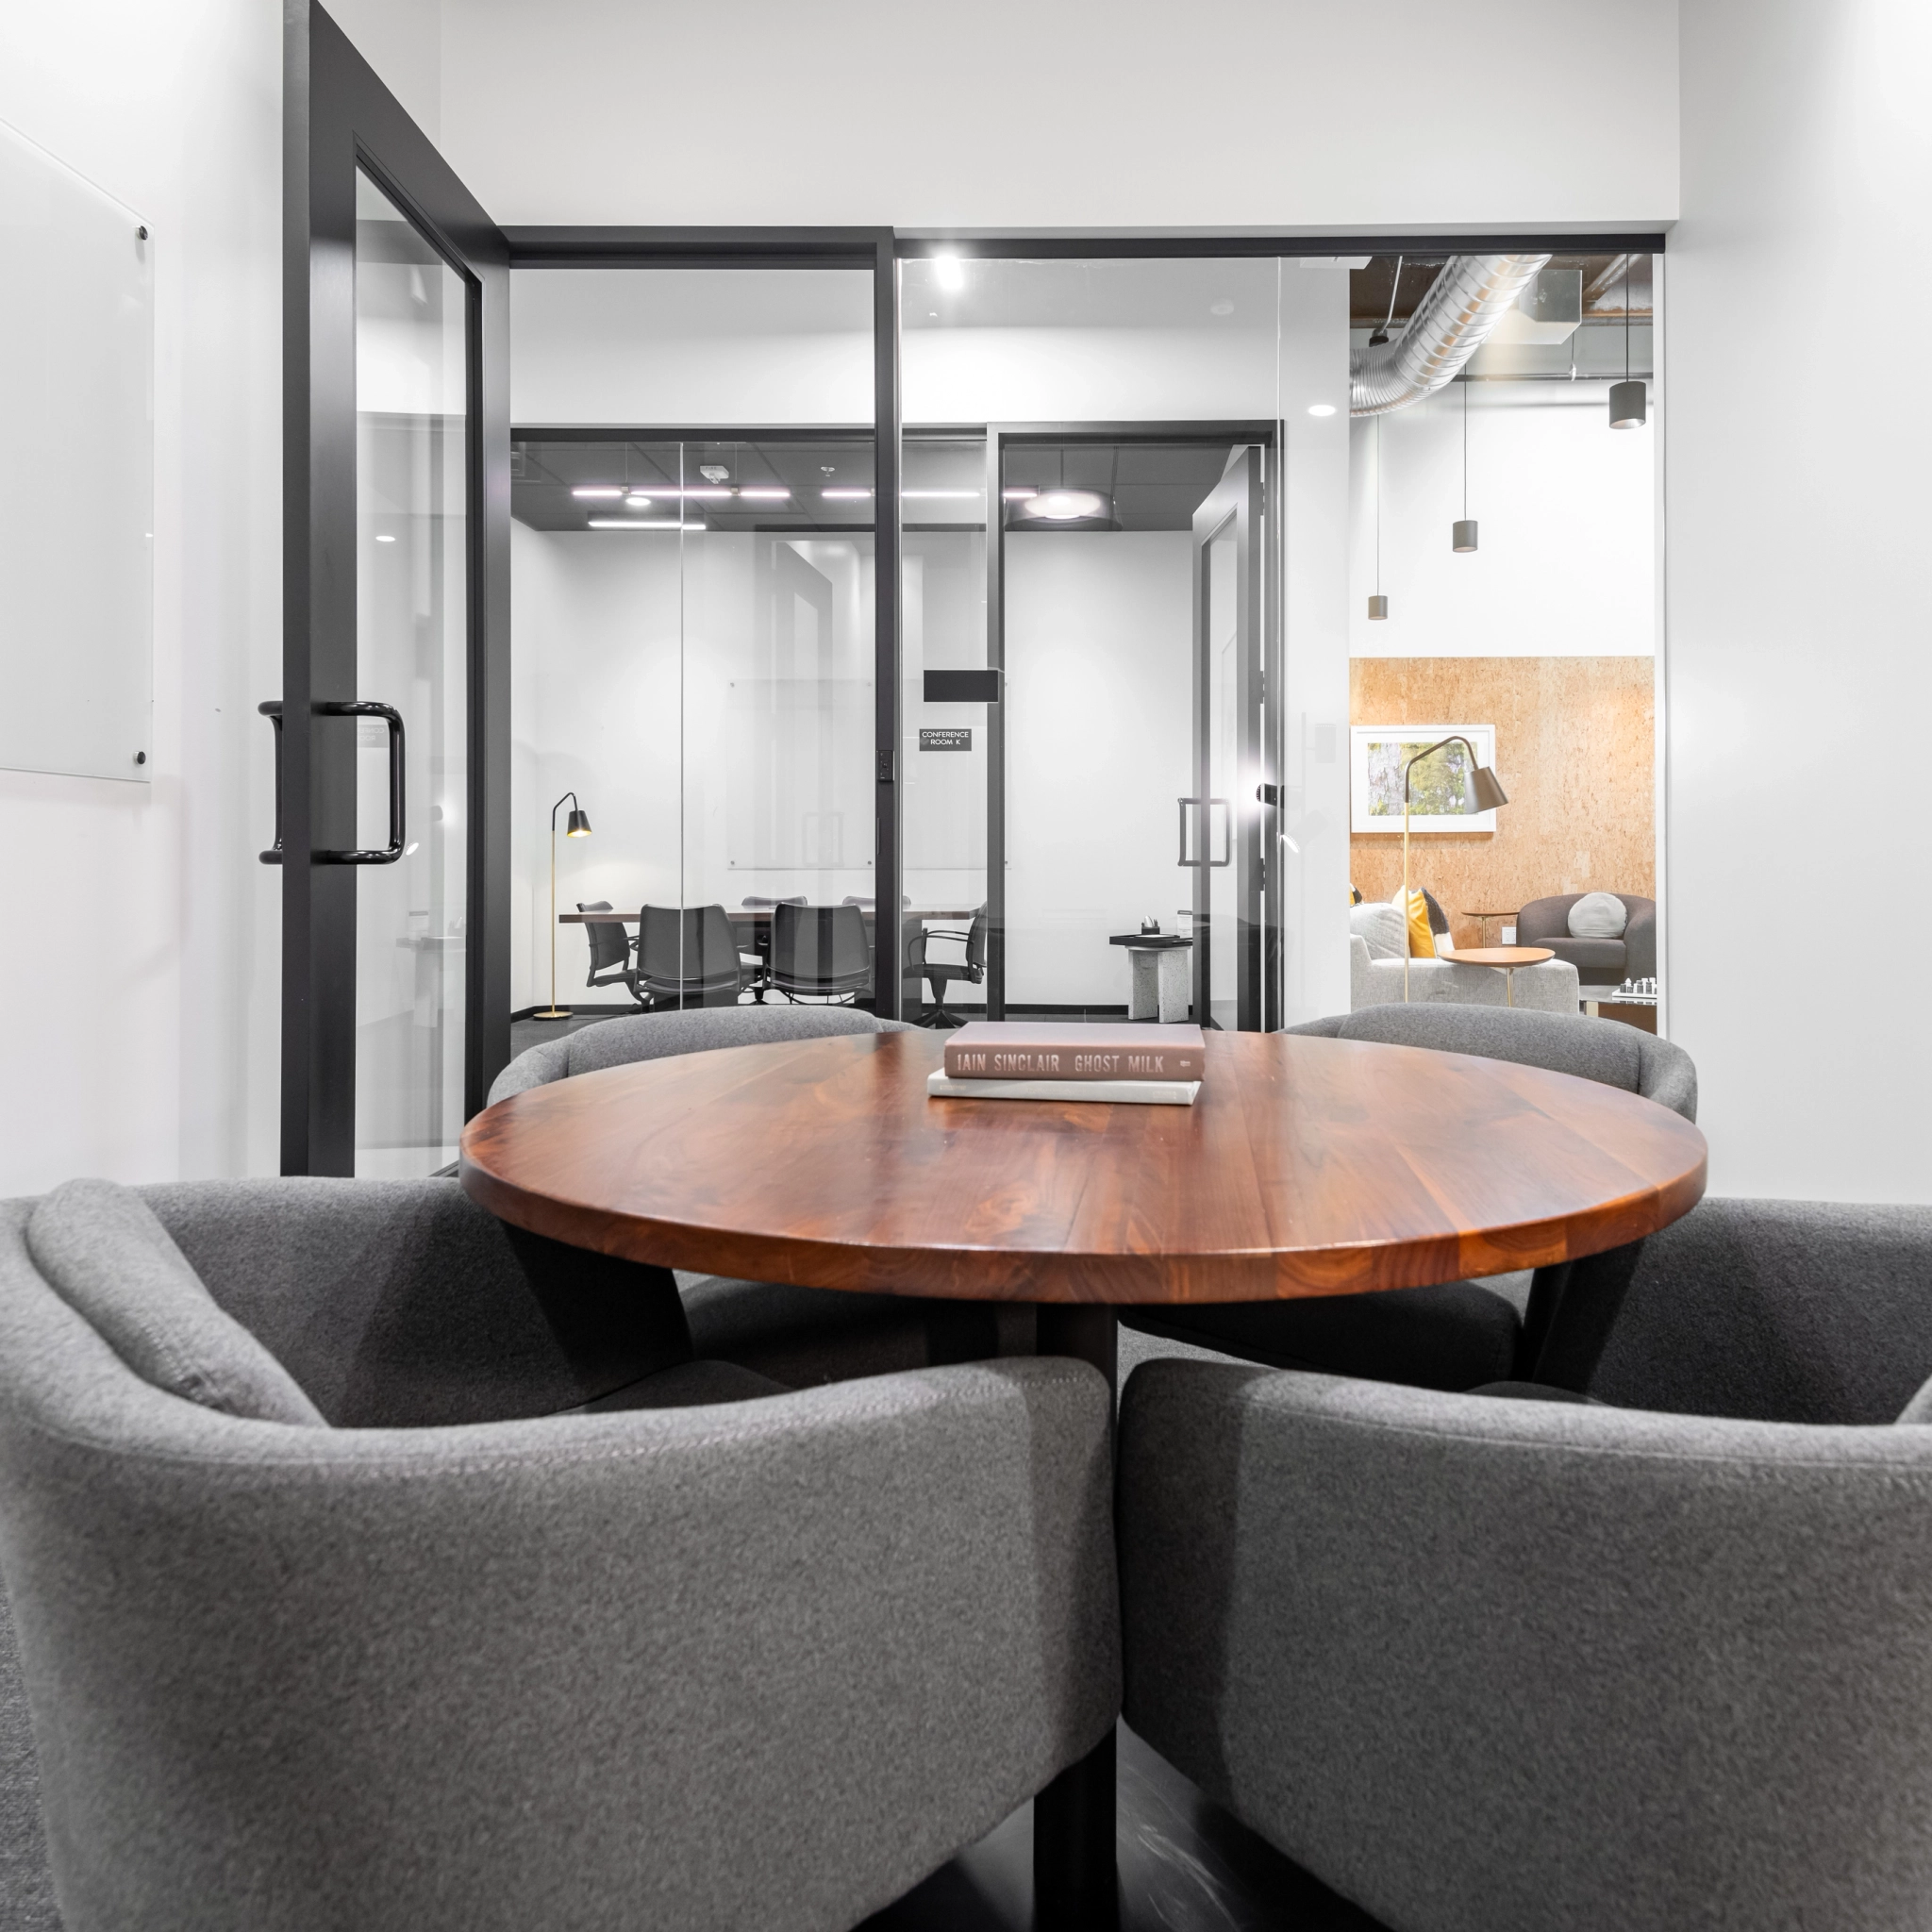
[0,1178,1118,1932]
[1119,1195,1932,1932]
[1516,891,1656,987]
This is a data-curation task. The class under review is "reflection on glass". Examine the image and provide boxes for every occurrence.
[353,172,467,1177]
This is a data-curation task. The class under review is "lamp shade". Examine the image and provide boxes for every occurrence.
[1608,379,1647,429]
[1452,519,1478,553]
[565,808,591,838]
[1469,765,1508,812]
[1367,593,1389,621]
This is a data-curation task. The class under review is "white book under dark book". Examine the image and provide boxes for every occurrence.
[925,1070,1201,1107]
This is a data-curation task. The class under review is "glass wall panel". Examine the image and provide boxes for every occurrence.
[898,258,1297,1029]
[1345,252,1660,1023]
[352,172,468,1176]
[508,271,875,1030]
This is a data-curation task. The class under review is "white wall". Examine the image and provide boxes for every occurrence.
[0,1,281,1193]
[430,0,1678,231]
[1669,0,1932,1201]
[1349,386,1657,657]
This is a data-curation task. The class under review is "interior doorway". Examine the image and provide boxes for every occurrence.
[904,424,1277,1030]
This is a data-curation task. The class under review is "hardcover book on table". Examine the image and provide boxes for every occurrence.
[941,1021,1206,1083]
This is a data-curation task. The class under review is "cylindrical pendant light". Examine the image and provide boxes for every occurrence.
[1609,256,1647,429]
[1369,415,1390,619]
[1452,379,1476,552]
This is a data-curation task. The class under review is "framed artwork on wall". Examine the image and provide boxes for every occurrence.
[1350,724,1499,833]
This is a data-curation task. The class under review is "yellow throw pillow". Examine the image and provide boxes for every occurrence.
[1396,887,1437,959]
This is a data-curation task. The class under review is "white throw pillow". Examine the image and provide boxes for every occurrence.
[1568,891,1628,940]
[1349,902,1408,960]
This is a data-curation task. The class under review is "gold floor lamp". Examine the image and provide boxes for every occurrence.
[535,791,592,1022]
[1402,738,1508,1002]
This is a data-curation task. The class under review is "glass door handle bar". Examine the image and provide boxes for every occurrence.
[1208,797,1232,867]
[257,699,407,863]
[313,700,407,864]
[258,700,284,864]
[1177,796,1205,867]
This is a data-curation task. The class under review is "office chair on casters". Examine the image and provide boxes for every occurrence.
[906,906,987,1028]
[577,901,644,1007]
[636,905,750,1009]
[770,903,873,1004]
[739,896,807,1003]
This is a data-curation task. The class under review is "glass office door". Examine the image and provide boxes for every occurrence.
[275,4,508,1174]
[988,425,1274,1028]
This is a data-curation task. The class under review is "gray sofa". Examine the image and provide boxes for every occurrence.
[0,1177,1118,1932]
[490,1008,1031,1381]
[1516,891,1657,987]
[1119,1195,1932,1932]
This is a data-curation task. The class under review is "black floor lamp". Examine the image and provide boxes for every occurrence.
[535,791,591,1022]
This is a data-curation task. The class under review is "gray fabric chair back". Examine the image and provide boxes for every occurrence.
[770,902,872,997]
[490,1004,909,1106]
[1289,1002,1696,1122]
[0,1188,1119,1932]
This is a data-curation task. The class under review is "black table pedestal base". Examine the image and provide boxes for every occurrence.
[1032,1304,1120,1929]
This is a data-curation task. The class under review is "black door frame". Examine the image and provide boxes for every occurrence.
[280,0,510,1175]
[981,422,1276,1023]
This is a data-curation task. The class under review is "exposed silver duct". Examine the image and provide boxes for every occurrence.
[1350,253,1551,416]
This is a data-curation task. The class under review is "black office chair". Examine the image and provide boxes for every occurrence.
[738,897,806,1003]
[577,901,644,1006]
[770,903,872,1004]
[905,906,987,1028]
[635,905,750,1008]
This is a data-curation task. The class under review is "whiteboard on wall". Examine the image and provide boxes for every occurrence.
[0,119,153,783]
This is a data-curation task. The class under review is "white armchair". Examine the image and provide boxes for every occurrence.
[1350,933,1579,1013]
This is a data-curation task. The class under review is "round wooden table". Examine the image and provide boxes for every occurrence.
[460,1027,1704,1305]
[1435,943,1557,1007]
[459,1025,1706,1928]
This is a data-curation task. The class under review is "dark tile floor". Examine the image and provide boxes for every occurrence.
[861,1724,1384,1932]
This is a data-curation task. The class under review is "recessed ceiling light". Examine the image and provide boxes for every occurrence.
[572,487,625,499]
[375,533,396,542]
[822,488,873,500]
[588,518,707,530]
[1307,404,1338,417]
[737,488,791,499]
[625,496,653,509]
[933,253,965,291]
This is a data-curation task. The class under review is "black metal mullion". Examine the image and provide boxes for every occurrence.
[985,429,1006,1021]
[872,236,903,1018]
[1235,447,1263,1032]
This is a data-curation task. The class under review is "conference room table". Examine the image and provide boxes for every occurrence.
[459,1025,1707,1927]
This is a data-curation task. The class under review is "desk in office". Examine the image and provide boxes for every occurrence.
[555,908,978,927]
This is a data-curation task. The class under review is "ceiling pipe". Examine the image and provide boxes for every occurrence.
[1350,253,1551,416]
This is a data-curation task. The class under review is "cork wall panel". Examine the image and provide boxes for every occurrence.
[1350,657,1655,951]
